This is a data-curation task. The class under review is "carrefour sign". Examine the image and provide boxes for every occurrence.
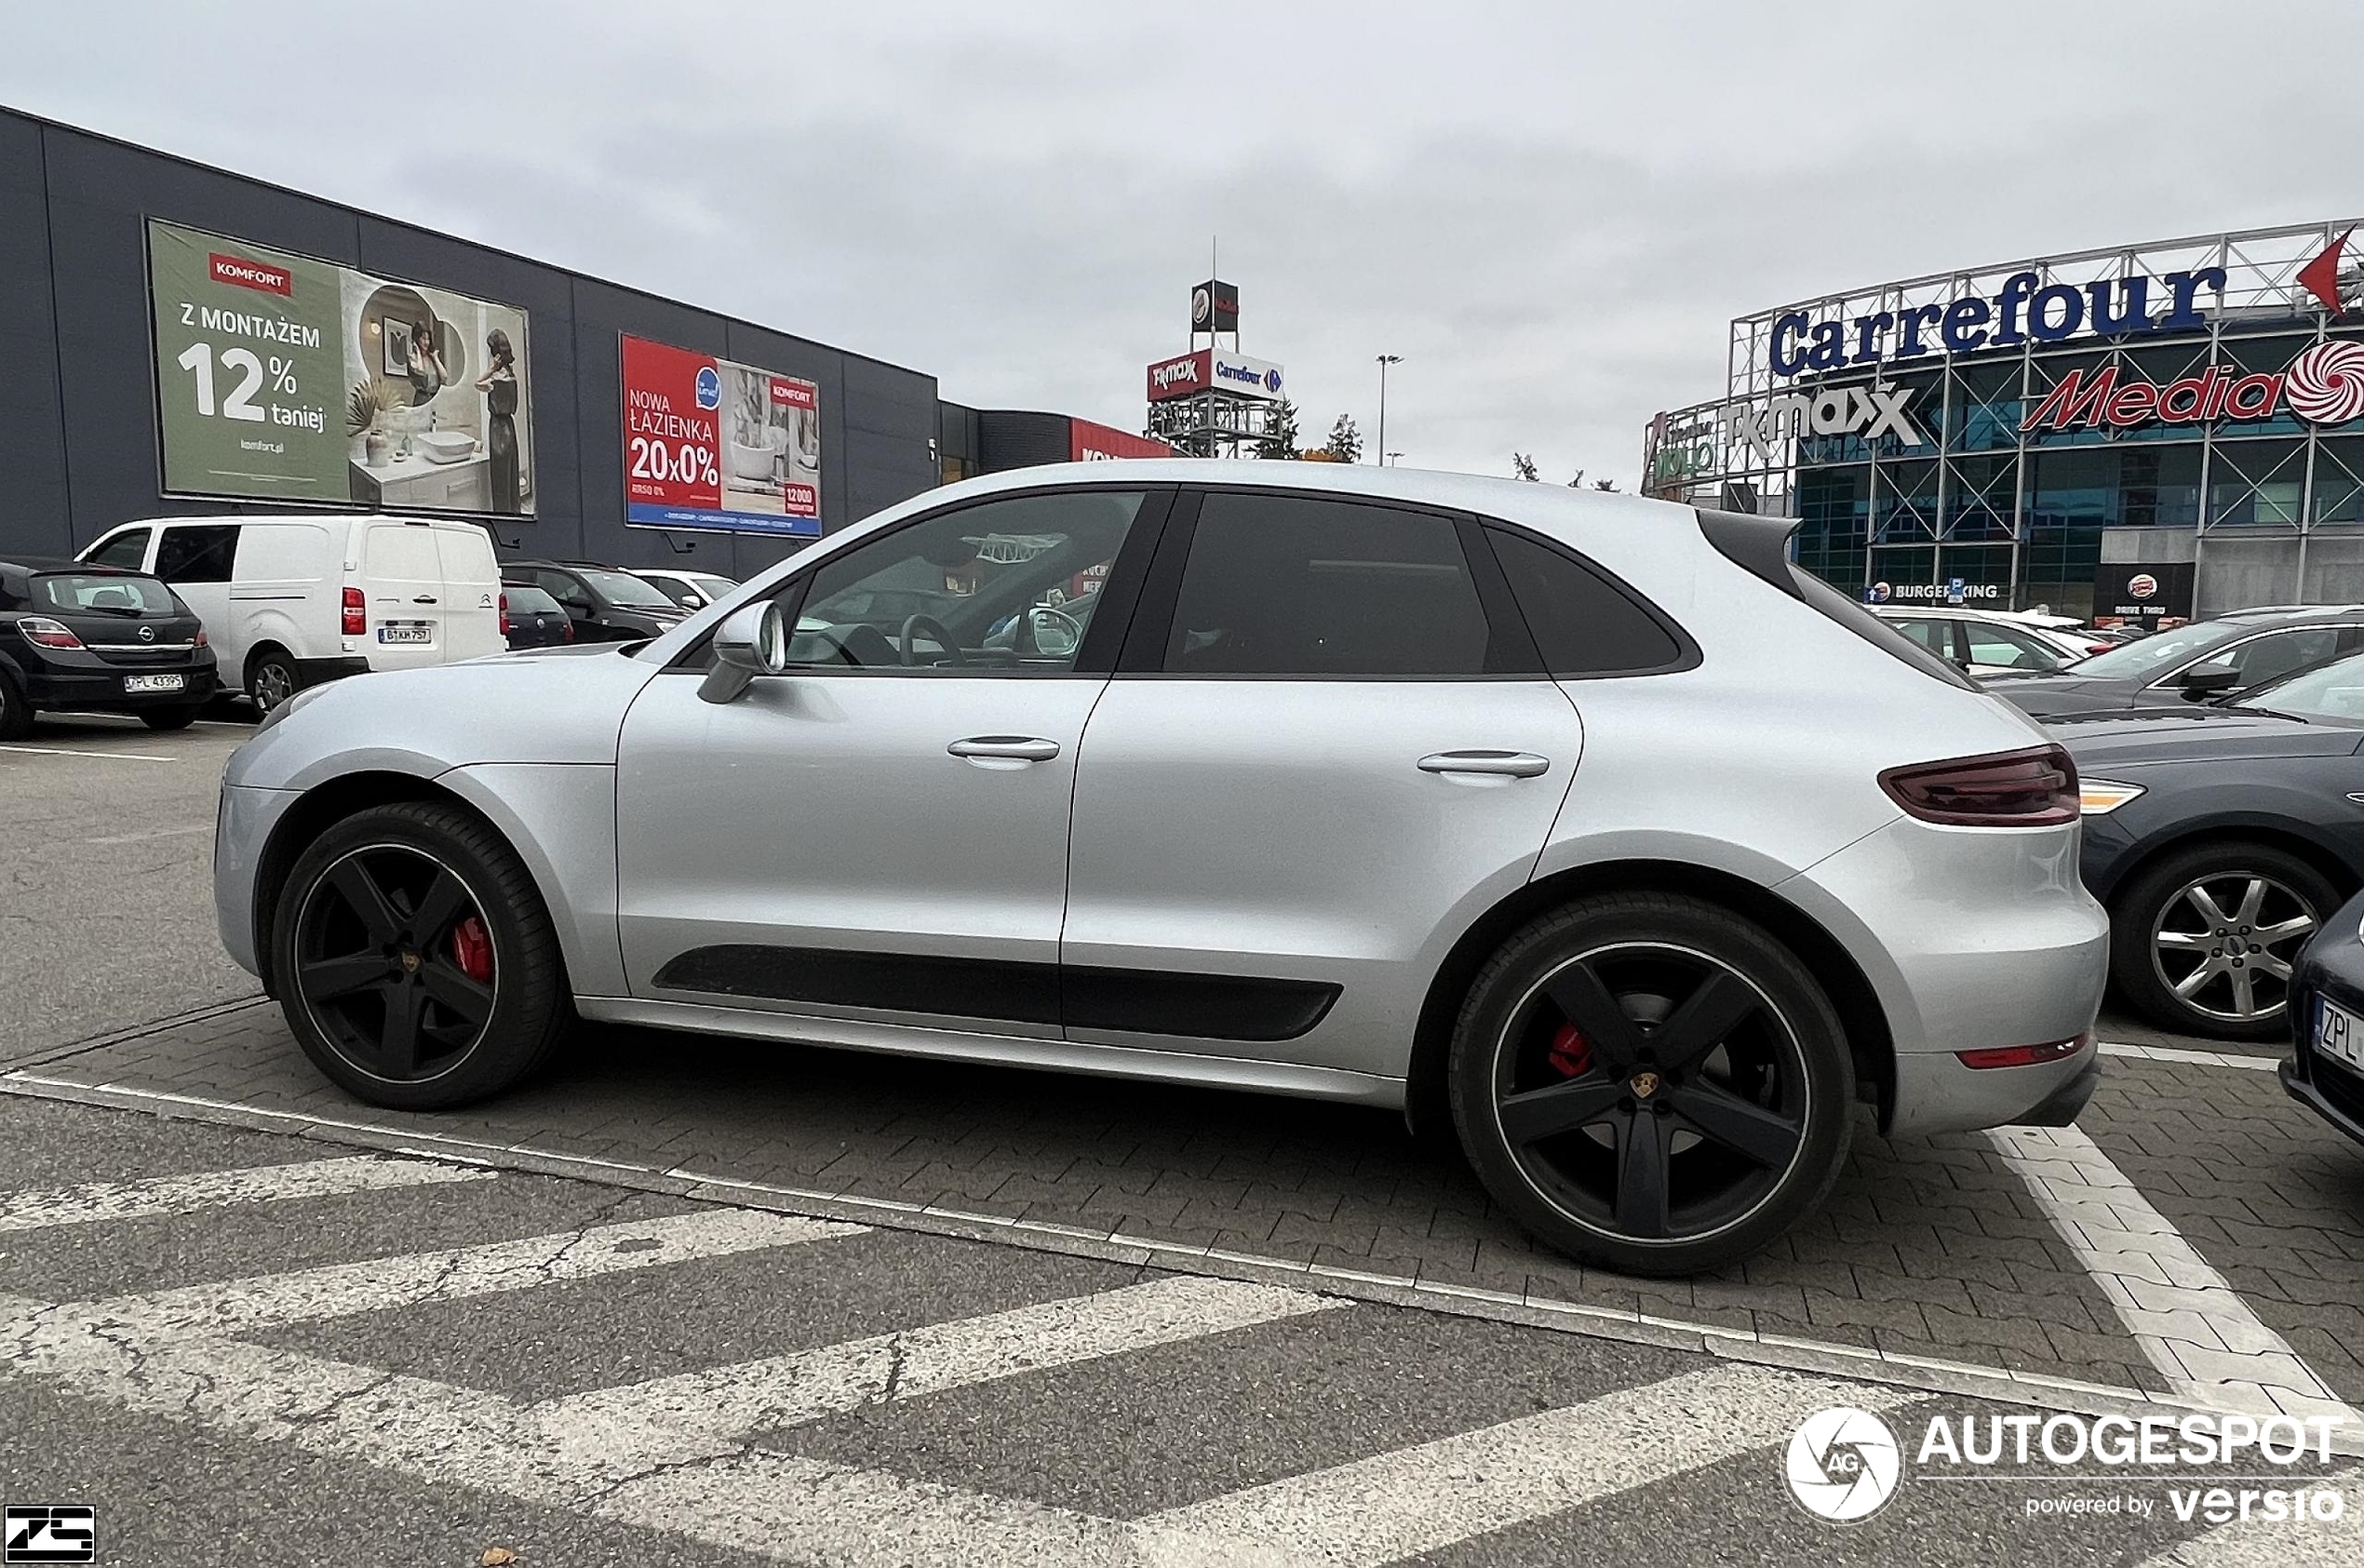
[1768,266,2229,377]
[1144,348,1284,403]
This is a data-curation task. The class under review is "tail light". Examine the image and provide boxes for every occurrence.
[19,616,83,650]
[2084,641,2113,656]
[560,616,573,642]
[499,592,510,638]
[1879,744,2078,827]
[341,586,367,637]
[194,627,208,648]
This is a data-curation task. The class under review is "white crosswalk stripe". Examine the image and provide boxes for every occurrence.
[534,1274,1340,1475]
[0,1154,492,1232]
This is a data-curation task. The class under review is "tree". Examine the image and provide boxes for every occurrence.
[1511,452,1539,481]
[1323,414,1363,463]
[1566,468,1585,489]
[1256,398,1301,460]
[1593,477,1619,491]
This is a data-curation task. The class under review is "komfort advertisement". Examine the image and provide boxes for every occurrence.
[146,220,534,516]
[621,334,820,535]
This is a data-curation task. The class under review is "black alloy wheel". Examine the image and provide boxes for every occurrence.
[1450,893,1853,1276]
[248,650,298,714]
[273,800,570,1108]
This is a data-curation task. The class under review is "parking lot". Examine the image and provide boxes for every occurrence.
[5,710,2361,1435]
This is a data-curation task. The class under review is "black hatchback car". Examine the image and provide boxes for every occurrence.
[1987,604,2364,717]
[503,560,690,644]
[501,583,574,650]
[2054,650,2364,1040]
[0,558,220,736]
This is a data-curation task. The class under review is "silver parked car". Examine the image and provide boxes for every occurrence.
[213,463,2108,1274]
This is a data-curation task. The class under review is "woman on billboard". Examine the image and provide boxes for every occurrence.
[476,328,521,513]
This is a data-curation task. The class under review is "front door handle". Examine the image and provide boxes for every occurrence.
[948,735,1061,762]
[1418,750,1551,779]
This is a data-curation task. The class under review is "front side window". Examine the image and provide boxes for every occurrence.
[85,528,151,570]
[2221,627,2342,687]
[789,489,1145,672]
[1163,493,1494,677]
[577,569,678,610]
[1884,617,1956,659]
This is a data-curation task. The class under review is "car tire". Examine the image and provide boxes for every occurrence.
[270,799,571,1109]
[248,649,299,715]
[2109,840,2339,1041]
[0,670,31,741]
[1447,891,1854,1277]
[139,705,202,732]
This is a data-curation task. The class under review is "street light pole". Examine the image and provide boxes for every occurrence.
[1375,355,1402,464]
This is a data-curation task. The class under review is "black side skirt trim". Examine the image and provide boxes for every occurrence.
[650,945,1339,1043]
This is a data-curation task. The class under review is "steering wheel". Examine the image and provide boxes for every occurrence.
[898,613,968,668]
[1027,605,1085,660]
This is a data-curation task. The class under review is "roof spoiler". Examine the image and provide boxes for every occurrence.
[1694,508,1804,599]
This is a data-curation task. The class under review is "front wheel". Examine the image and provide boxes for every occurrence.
[0,671,31,741]
[270,800,571,1109]
[1448,892,1854,1277]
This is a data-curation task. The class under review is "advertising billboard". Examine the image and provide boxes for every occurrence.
[1068,419,1171,461]
[2093,562,2196,628]
[620,334,820,536]
[1190,278,1239,334]
[147,219,534,516]
[1144,348,1284,403]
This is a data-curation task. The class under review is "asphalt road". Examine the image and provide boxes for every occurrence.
[0,712,257,1056]
[3,1096,2352,1568]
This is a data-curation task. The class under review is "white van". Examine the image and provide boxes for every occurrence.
[78,515,505,711]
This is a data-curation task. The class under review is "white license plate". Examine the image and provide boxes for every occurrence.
[2317,998,2364,1077]
[378,624,432,645]
[122,673,184,693]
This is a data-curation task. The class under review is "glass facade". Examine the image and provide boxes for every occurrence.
[1644,223,2364,618]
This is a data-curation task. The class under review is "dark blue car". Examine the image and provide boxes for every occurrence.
[2286,889,2364,1149]
[2052,651,2364,1040]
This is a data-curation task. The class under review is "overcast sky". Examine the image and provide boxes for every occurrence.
[6,1,2357,487]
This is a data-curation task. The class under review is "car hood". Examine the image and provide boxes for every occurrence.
[2052,705,2364,767]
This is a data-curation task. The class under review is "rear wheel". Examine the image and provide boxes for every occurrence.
[1448,892,1854,1276]
[2109,840,2335,1040]
[248,649,298,715]
[0,671,30,741]
[271,800,570,1108]
[139,705,202,732]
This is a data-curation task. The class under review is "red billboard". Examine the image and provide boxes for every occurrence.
[1069,419,1172,462]
[621,333,821,536]
[1145,349,1212,403]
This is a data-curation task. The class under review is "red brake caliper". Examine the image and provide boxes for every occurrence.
[1547,1022,1593,1078]
[450,915,494,985]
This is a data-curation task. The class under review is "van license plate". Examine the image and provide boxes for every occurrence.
[378,624,432,645]
[2317,998,2364,1078]
[122,673,183,693]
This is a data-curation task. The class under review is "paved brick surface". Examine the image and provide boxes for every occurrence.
[19,999,2347,1402]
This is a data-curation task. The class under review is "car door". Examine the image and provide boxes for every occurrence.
[1058,488,1587,1075]
[226,521,330,679]
[534,570,609,639]
[356,521,450,670]
[2149,625,2349,701]
[614,486,1164,1039]
[150,523,240,669]
[430,524,504,662]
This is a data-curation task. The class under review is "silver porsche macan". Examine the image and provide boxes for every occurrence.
[214,462,2108,1274]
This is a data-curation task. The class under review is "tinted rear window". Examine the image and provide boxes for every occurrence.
[34,573,179,615]
[1484,527,1685,677]
[504,585,564,614]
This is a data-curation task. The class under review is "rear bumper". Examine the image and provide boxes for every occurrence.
[1781,813,2110,1134]
[293,654,369,689]
[2281,910,2364,1150]
[20,663,219,709]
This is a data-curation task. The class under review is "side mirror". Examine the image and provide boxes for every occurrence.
[699,599,787,704]
[2181,661,2239,698]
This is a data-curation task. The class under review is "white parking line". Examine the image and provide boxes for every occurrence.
[0,743,176,761]
[2102,1041,2282,1073]
[535,1275,1338,1472]
[81,823,212,846]
[1132,1365,1914,1567]
[36,1207,859,1341]
[1988,1124,2357,1423]
[0,1155,491,1233]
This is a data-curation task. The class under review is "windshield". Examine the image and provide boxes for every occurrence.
[579,569,678,609]
[2068,619,2238,677]
[689,574,736,598]
[33,572,179,615]
[2233,650,2364,722]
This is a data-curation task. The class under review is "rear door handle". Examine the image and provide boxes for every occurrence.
[948,735,1061,762]
[412,595,439,605]
[1418,750,1551,778]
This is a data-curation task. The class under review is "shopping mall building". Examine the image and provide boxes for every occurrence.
[1642,221,2364,619]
